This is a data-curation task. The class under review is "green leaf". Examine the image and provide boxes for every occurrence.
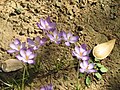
[100,67,108,72]
[86,76,91,86]
[95,72,102,79]
[79,73,84,77]
[96,63,104,68]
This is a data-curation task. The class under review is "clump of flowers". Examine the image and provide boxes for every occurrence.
[6,16,109,89]
[16,49,35,64]
[37,16,56,32]
[7,38,26,53]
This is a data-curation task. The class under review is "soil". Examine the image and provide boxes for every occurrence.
[0,0,120,90]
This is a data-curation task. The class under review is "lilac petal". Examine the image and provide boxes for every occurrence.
[79,47,86,53]
[80,68,85,73]
[72,51,81,59]
[14,39,20,45]
[48,23,56,30]
[16,55,23,60]
[65,42,70,46]
[28,60,34,64]
[40,87,46,90]
[88,69,96,73]
[10,43,17,50]
[35,36,40,42]
[26,49,32,56]
[46,16,51,23]
[40,38,47,45]
[47,34,54,41]
[62,31,67,40]
[67,32,72,39]
[40,19,46,28]
[7,49,16,53]
[81,44,87,50]
[75,46,80,54]
[29,54,35,59]
[27,38,34,45]
[37,23,44,29]
[70,36,78,43]
[20,50,26,58]
[21,42,26,48]
[80,61,88,69]
[53,30,58,37]
[82,56,90,61]
[88,63,94,69]
[22,59,28,63]
[83,50,91,56]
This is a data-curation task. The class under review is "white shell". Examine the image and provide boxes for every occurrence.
[1,59,23,72]
[93,39,116,59]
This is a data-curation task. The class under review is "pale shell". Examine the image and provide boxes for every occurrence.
[1,59,23,72]
[93,39,116,59]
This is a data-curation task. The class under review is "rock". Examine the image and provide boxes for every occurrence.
[1,59,23,72]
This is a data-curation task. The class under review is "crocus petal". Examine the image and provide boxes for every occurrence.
[21,42,26,49]
[16,55,23,60]
[37,23,44,29]
[81,44,87,50]
[67,32,72,39]
[75,46,80,54]
[35,36,40,42]
[29,54,35,59]
[47,34,54,41]
[26,49,32,56]
[46,16,51,23]
[40,19,46,28]
[88,69,96,73]
[20,50,26,58]
[22,59,28,63]
[69,36,78,43]
[27,38,35,45]
[10,43,18,50]
[7,49,16,53]
[48,23,56,30]
[62,31,67,40]
[28,60,34,64]
[14,39,20,45]
[80,68,85,73]
[80,61,88,69]
[88,63,94,69]
[82,56,90,61]
[65,42,70,46]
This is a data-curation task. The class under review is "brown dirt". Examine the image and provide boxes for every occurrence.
[0,0,120,90]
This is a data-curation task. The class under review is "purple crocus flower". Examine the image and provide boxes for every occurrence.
[72,44,90,60]
[62,31,79,46]
[80,61,96,73]
[16,49,35,64]
[40,84,53,90]
[27,36,47,50]
[47,30,62,44]
[37,16,56,32]
[7,38,26,53]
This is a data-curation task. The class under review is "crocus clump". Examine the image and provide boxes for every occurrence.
[27,36,47,50]
[16,49,35,64]
[7,38,26,53]
[47,30,62,44]
[80,61,96,73]
[72,44,90,61]
[40,84,53,90]
[37,16,56,32]
[62,31,79,46]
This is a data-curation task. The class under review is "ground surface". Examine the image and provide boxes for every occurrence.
[0,0,120,90]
